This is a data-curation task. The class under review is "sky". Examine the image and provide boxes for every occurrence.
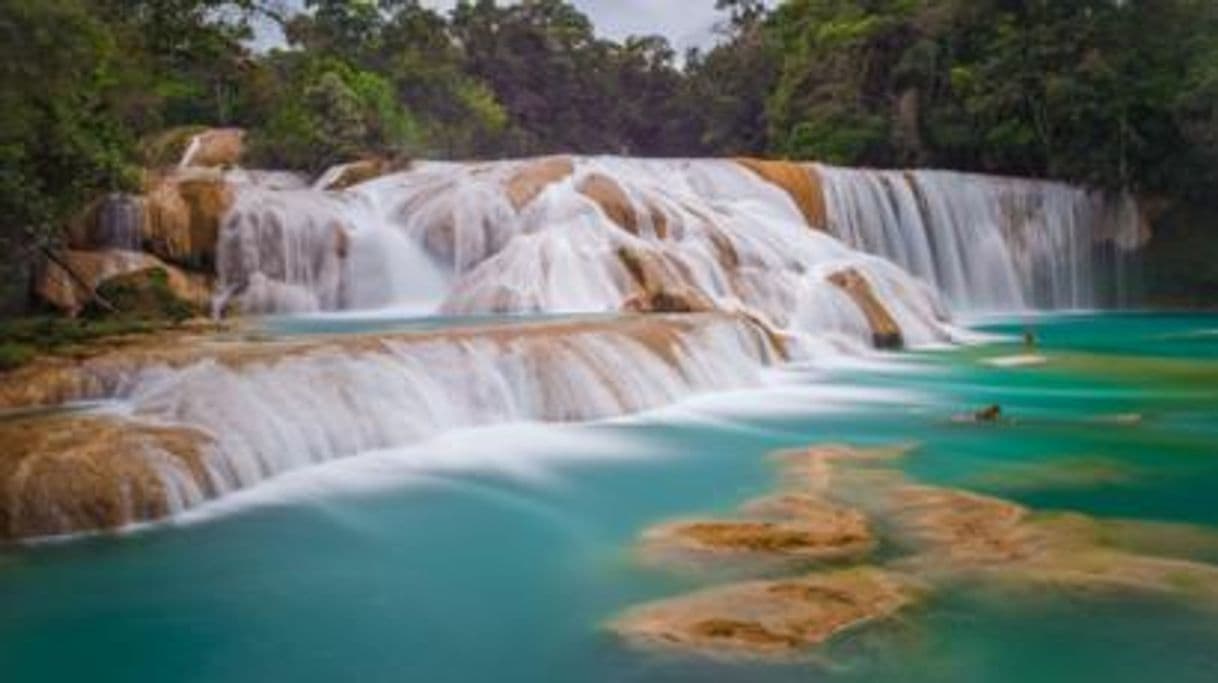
[419,0,734,53]
[257,1,768,54]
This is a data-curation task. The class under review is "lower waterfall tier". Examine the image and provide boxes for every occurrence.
[0,313,779,539]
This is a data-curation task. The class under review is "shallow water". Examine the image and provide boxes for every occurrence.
[2,313,1217,682]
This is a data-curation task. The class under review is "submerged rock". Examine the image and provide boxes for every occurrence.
[642,510,872,566]
[612,568,918,659]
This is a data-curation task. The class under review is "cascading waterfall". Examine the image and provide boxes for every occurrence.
[132,316,774,499]
[215,157,956,349]
[0,314,779,535]
[3,154,1151,537]
[816,164,1144,311]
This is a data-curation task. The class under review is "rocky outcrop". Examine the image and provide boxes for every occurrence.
[145,175,234,269]
[736,158,827,229]
[36,249,211,316]
[316,157,411,191]
[0,415,213,538]
[505,156,574,210]
[616,246,717,314]
[178,128,245,168]
[576,173,669,237]
[612,568,918,659]
[613,442,1218,661]
[642,508,872,566]
[66,173,234,272]
[828,268,903,349]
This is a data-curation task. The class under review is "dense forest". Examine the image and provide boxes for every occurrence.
[2,0,1218,315]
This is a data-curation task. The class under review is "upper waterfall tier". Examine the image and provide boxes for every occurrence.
[214,157,956,351]
[213,156,1142,344]
[816,165,1144,311]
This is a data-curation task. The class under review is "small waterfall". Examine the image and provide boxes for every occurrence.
[120,315,777,503]
[816,165,1144,311]
[92,193,145,251]
[214,181,450,315]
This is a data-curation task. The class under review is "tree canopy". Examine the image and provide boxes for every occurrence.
[2,0,1217,312]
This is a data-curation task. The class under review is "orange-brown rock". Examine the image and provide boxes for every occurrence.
[136,174,234,268]
[319,158,411,191]
[736,158,827,229]
[828,268,904,349]
[179,128,245,168]
[578,173,637,233]
[611,568,918,659]
[782,444,1218,599]
[505,156,574,210]
[36,250,211,316]
[616,246,717,314]
[576,173,671,237]
[0,415,214,539]
[643,511,872,564]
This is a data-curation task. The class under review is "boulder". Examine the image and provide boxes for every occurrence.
[827,268,904,349]
[317,157,411,191]
[178,128,245,168]
[36,249,211,316]
[736,158,827,229]
[143,174,234,268]
[0,415,213,539]
[505,156,574,210]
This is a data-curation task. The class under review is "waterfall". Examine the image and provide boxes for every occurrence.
[215,181,450,315]
[90,193,145,251]
[214,158,956,349]
[816,165,1144,311]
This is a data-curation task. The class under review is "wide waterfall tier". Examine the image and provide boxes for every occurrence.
[0,314,780,539]
[215,157,956,351]
[816,165,1145,311]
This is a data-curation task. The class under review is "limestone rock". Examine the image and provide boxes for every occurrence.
[505,156,574,210]
[736,158,827,229]
[36,249,211,316]
[0,415,214,539]
[612,568,918,659]
[138,174,233,268]
[178,128,245,168]
[828,268,904,349]
[317,157,411,191]
[642,511,872,565]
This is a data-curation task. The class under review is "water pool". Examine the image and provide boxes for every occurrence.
[2,313,1217,682]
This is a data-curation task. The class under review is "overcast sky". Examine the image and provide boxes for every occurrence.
[259,1,768,54]
[419,0,734,53]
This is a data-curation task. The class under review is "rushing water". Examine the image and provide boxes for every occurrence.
[816,165,1143,311]
[2,312,1216,682]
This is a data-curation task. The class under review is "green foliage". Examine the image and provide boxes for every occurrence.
[762,0,1218,196]
[246,56,420,172]
[88,268,197,323]
[0,316,167,371]
[3,0,1218,318]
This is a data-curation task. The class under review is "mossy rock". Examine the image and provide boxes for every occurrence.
[88,268,198,323]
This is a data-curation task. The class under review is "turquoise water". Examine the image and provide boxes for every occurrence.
[2,313,1218,681]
